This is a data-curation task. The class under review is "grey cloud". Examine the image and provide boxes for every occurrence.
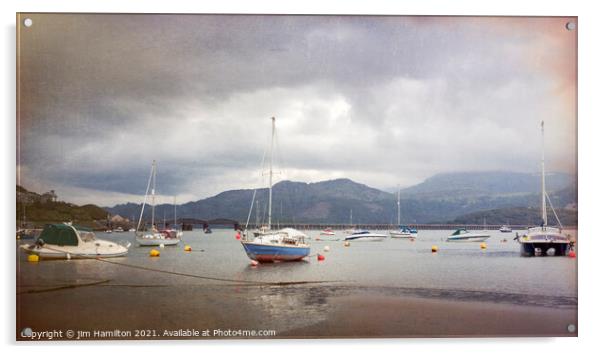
[17,14,577,205]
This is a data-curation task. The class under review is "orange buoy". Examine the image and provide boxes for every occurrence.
[431,245,438,253]
[149,249,160,257]
[27,254,39,262]
[568,250,576,258]
[250,260,259,266]
[317,254,325,261]
[184,245,192,252]
[344,241,350,247]
[480,242,487,250]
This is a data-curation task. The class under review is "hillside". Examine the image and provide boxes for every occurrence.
[16,186,110,229]
[399,171,573,198]
[106,172,577,224]
[449,207,577,227]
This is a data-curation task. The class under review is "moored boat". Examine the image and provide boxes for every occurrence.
[517,121,570,256]
[344,230,388,242]
[390,225,415,239]
[135,161,181,246]
[389,188,418,239]
[446,228,490,242]
[320,228,336,236]
[20,223,129,259]
[499,225,512,233]
[240,117,310,262]
[241,228,310,262]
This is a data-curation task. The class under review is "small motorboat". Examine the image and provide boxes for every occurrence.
[446,228,490,242]
[390,225,417,239]
[320,228,336,236]
[344,230,388,242]
[20,223,129,259]
[499,225,512,233]
[114,227,124,232]
[241,227,310,262]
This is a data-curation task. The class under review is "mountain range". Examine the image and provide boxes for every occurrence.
[105,171,577,225]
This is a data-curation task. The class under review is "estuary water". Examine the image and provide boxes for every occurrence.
[16,228,577,338]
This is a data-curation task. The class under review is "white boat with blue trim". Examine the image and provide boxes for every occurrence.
[446,228,490,242]
[240,117,310,263]
[241,228,310,262]
[344,230,388,242]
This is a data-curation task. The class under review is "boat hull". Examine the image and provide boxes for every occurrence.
[344,235,387,241]
[241,241,310,262]
[20,244,128,259]
[519,241,570,257]
[390,231,416,239]
[136,236,180,246]
[446,235,490,242]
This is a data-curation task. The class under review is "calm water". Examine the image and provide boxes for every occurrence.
[16,228,577,336]
[18,228,577,299]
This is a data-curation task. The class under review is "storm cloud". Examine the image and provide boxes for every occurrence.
[17,14,577,206]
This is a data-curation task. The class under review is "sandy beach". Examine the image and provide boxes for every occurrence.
[17,281,577,340]
[282,294,577,338]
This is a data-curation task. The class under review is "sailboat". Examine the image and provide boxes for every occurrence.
[135,161,181,246]
[343,209,359,234]
[390,188,417,239]
[240,117,310,262]
[517,121,570,256]
[162,196,184,238]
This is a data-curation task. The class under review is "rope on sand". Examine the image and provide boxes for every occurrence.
[95,258,338,286]
[17,279,111,294]
[22,244,343,287]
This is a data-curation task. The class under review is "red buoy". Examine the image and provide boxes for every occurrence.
[568,250,576,258]
[235,232,241,240]
[317,254,325,261]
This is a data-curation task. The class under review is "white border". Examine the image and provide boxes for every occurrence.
[3,1,600,353]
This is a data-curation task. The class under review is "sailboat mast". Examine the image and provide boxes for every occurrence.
[541,121,547,226]
[151,160,156,229]
[397,188,401,226]
[268,117,275,230]
[350,209,353,225]
[173,196,177,228]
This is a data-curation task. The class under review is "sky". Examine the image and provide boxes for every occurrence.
[16,14,577,206]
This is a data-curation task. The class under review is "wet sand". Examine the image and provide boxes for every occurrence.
[17,282,577,340]
[281,294,577,338]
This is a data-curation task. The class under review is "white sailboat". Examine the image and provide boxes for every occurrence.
[390,188,416,239]
[240,117,310,262]
[163,196,184,238]
[343,209,359,234]
[135,161,181,246]
[517,121,570,256]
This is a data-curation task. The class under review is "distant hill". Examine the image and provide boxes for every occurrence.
[449,207,577,227]
[399,171,573,198]
[105,172,577,224]
[16,185,110,229]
